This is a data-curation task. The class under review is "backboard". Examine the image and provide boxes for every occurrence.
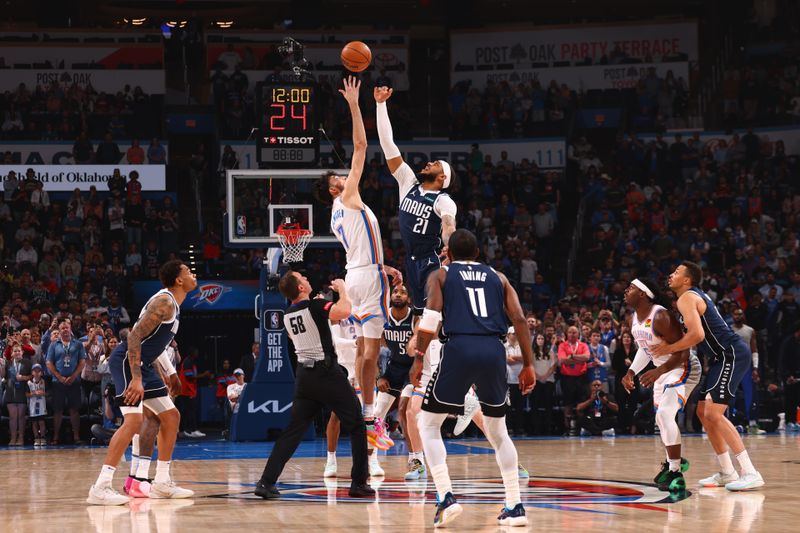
[225,168,348,247]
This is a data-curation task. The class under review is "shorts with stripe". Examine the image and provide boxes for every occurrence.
[701,340,751,404]
[406,253,441,313]
[654,355,701,412]
[109,342,168,405]
[421,335,508,417]
[413,339,441,398]
[346,265,389,339]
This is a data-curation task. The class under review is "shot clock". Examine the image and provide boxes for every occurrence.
[256,81,320,166]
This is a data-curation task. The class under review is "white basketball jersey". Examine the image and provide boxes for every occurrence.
[331,197,384,269]
[631,304,671,367]
[330,317,358,367]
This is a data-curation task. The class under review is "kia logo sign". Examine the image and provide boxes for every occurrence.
[248,399,293,414]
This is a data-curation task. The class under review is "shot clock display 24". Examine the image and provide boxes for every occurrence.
[256,81,320,166]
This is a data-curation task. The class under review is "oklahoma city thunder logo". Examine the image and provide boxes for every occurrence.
[191,284,232,307]
[216,477,689,506]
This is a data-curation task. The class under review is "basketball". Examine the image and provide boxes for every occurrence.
[341,40,372,72]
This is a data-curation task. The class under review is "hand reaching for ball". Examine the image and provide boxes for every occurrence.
[374,86,393,103]
[339,76,361,106]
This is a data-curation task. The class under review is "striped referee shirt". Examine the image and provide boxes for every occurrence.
[284,299,337,363]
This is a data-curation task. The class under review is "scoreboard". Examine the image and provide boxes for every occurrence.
[255,81,320,166]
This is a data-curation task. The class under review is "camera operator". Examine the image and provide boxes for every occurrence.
[576,379,619,437]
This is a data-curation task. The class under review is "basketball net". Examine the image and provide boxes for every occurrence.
[276,227,312,263]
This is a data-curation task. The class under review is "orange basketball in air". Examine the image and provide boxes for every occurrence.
[341,41,372,72]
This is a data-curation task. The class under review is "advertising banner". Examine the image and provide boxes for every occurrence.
[133,280,260,311]
[451,62,690,92]
[451,21,698,68]
[0,44,163,69]
[0,165,166,192]
[222,137,567,170]
[1,142,168,165]
[639,126,800,156]
[0,69,165,94]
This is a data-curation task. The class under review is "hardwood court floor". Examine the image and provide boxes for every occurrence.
[1,433,797,532]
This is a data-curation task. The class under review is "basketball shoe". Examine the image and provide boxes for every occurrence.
[404,459,427,480]
[87,485,130,506]
[149,481,194,499]
[128,478,151,498]
[654,457,690,485]
[725,472,765,491]
[657,470,686,492]
[698,471,739,487]
[369,453,385,477]
[433,492,463,528]
[324,459,338,478]
[497,503,528,526]
[454,390,480,436]
[366,418,394,450]
[517,464,530,479]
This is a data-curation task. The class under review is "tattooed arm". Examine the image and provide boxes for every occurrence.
[123,294,174,405]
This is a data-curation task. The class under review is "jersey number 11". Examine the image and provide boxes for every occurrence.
[466,287,488,318]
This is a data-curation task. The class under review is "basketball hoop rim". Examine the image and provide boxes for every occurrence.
[276,227,313,245]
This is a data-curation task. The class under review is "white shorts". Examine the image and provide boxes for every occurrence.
[413,339,442,397]
[346,265,390,339]
[653,355,702,411]
[401,383,414,399]
[120,395,176,416]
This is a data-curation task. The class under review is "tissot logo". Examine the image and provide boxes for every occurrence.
[248,400,293,414]
[265,136,315,145]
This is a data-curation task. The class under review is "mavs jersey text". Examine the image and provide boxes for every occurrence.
[393,162,457,311]
[381,308,415,395]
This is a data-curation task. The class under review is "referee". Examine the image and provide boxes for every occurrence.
[255,271,374,499]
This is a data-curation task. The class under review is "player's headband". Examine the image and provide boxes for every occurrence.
[438,160,452,189]
[631,279,654,299]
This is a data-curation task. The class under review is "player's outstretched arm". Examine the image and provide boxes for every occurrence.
[374,86,403,173]
[639,309,690,388]
[499,272,536,393]
[339,76,367,209]
[652,293,705,356]
[125,294,173,404]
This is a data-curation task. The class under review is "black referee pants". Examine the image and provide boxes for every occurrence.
[260,362,369,485]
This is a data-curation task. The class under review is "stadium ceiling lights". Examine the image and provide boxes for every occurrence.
[166,21,188,28]
[121,17,148,26]
[215,21,235,28]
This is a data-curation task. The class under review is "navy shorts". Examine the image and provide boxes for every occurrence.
[422,335,508,417]
[406,253,441,313]
[381,358,413,397]
[701,339,751,404]
[109,342,168,402]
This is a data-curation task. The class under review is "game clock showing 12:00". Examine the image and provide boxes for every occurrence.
[256,82,320,166]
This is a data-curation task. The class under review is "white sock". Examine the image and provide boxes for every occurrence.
[363,403,375,420]
[668,458,681,472]
[408,452,415,462]
[370,453,380,465]
[130,434,140,476]
[430,463,453,500]
[501,469,522,508]
[717,452,735,475]
[96,464,116,488]
[136,458,151,479]
[735,450,756,476]
[154,460,171,484]
[416,451,425,464]
[375,391,396,421]
[327,452,336,463]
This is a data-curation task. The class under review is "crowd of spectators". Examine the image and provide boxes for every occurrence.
[0,81,162,140]
[721,57,800,129]
[0,167,182,444]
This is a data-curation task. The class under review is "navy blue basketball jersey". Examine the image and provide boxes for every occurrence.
[686,287,743,358]
[136,288,180,365]
[399,187,447,257]
[442,262,507,336]
[383,308,414,364]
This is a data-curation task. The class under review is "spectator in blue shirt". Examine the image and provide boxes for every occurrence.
[147,137,167,164]
[587,330,611,393]
[46,319,87,444]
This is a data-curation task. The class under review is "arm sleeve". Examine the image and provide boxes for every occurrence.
[628,347,650,375]
[376,101,401,159]
[155,351,177,376]
[433,194,458,219]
